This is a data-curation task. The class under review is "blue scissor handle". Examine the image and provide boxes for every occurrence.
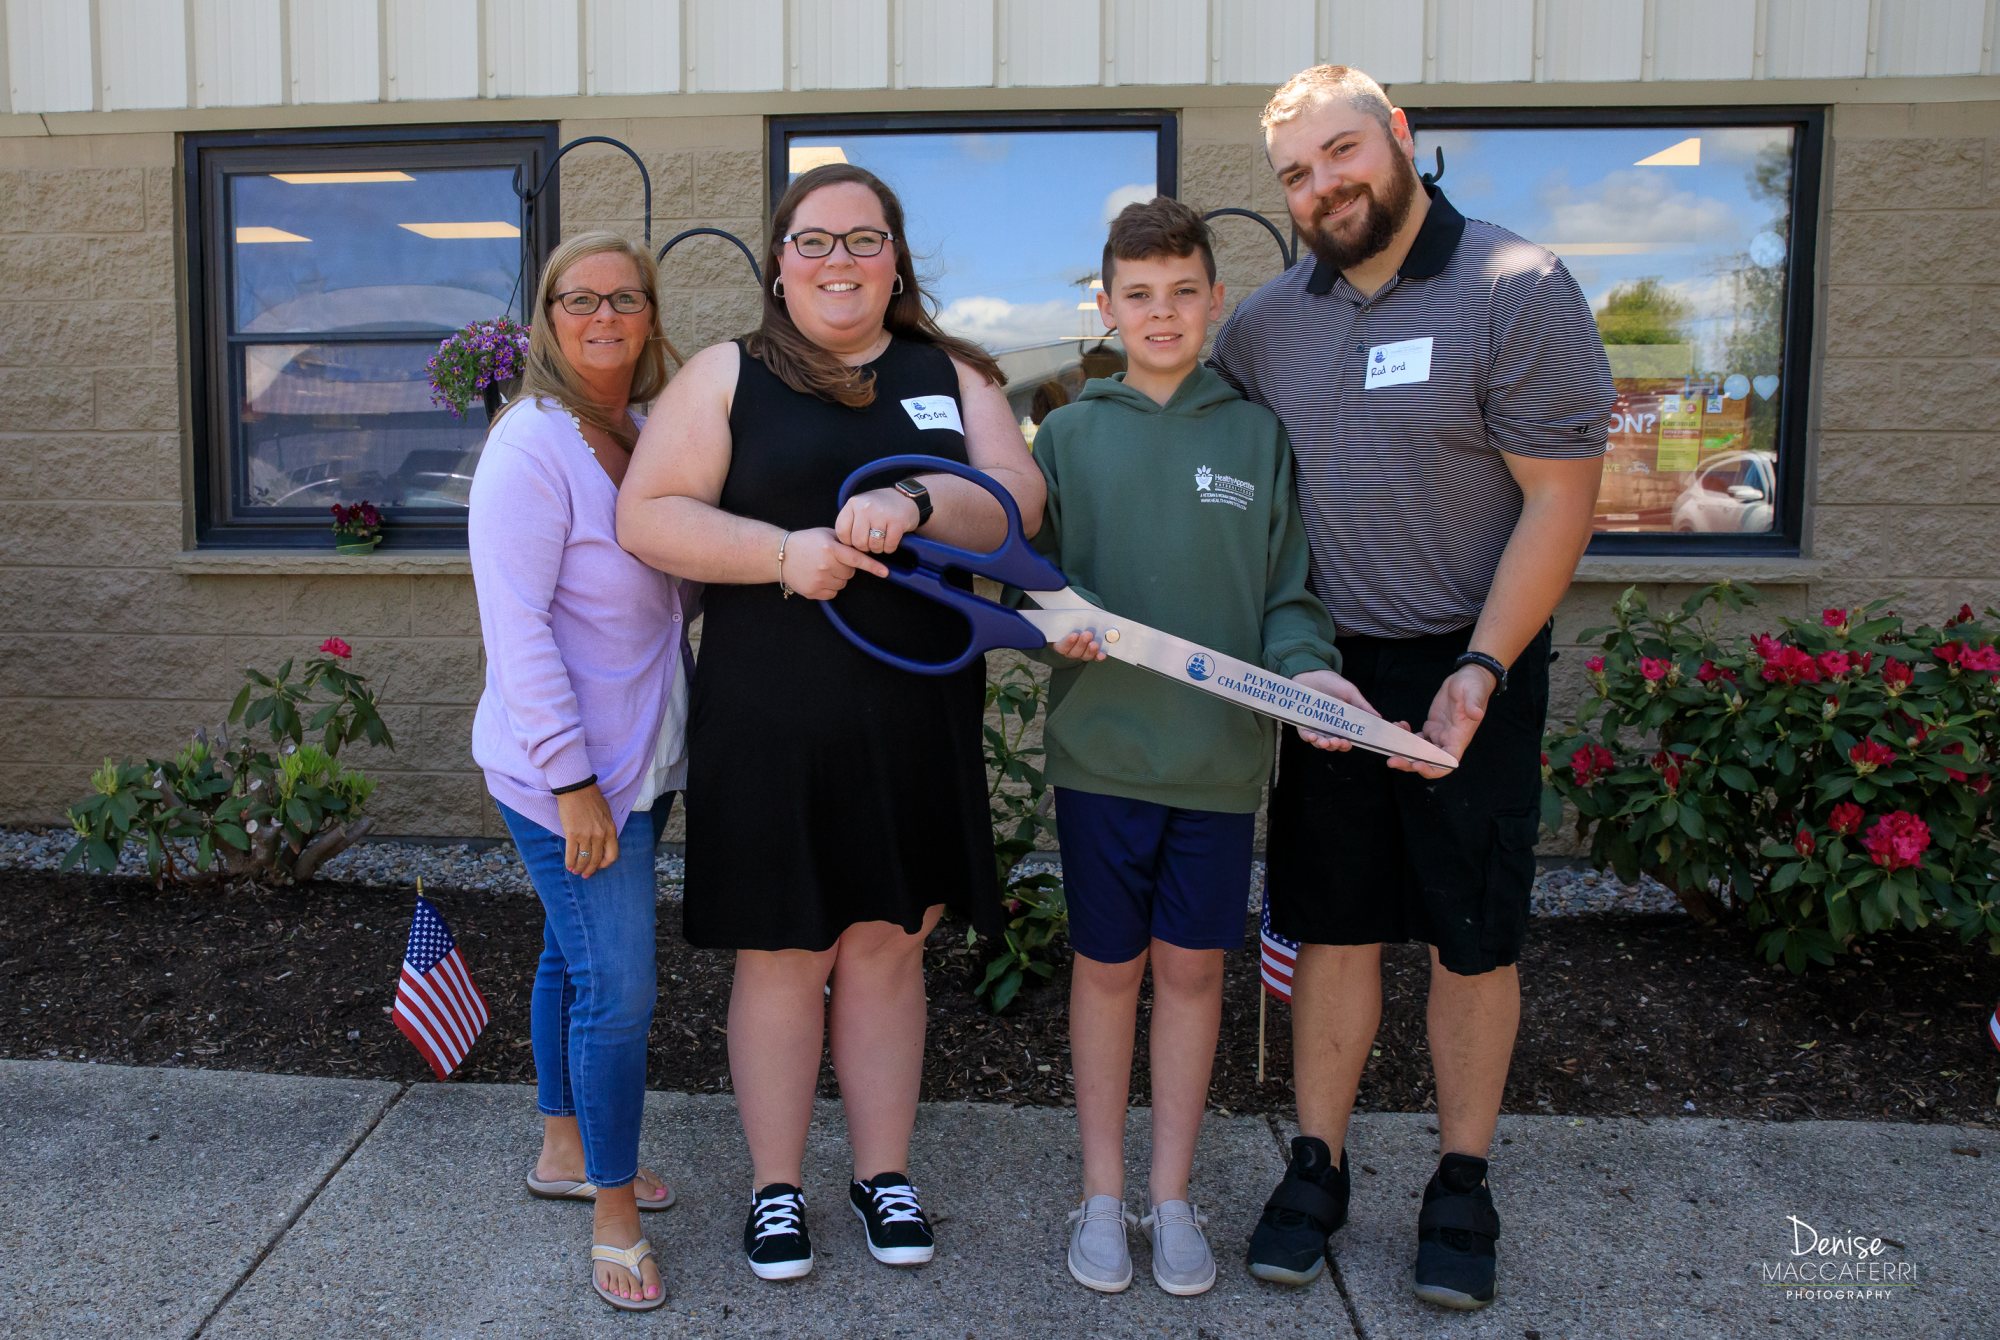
[822,454,1066,676]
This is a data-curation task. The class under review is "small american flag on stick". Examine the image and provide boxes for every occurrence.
[1259,889,1299,1003]
[392,880,489,1080]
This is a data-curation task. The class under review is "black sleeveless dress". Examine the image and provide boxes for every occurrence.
[681,338,1002,950]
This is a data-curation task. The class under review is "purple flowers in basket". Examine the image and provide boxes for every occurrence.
[426,317,532,417]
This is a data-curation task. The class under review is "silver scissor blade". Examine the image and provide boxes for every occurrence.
[1018,603,1459,772]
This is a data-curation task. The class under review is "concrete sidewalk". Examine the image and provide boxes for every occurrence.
[1,1061,1993,1339]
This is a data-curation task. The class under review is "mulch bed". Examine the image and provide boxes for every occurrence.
[4,869,1996,1126]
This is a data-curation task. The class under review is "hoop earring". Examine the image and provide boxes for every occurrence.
[771,278,785,298]
[891,274,905,295]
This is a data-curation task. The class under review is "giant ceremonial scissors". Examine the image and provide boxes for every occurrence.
[823,455,1459,772]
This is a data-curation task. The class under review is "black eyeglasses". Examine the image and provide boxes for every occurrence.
[550,288,651,316]
[782,228,894,259]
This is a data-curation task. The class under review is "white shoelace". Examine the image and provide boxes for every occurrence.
[865,1182,926,1226]
[752,1191,805,1242]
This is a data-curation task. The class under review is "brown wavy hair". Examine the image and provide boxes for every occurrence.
[747,164,1003,408]
[504,231,680,450]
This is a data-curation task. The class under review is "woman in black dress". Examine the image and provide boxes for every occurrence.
[618,164,1043,1280]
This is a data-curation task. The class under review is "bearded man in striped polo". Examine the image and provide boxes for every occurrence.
[1210,63,1615,1311]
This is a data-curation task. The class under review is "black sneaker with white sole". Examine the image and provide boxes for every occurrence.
[743,1183,813,1280]
[1247,1135,1350,1285]
[1412,1153,1500,1310]
[850,1173,936,1265]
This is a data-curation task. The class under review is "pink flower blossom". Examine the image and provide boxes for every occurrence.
[1828,802,1864,837]
[318,636,352,660]
[1794,826,1815,858]
[1585,655,1605,674]
[1822,607,1850,631]
[1861,811,1930,872]
[1958,644,2000,674]
[1570,744,1615,787]
[1881,658,1914,692]
[1848,739,1896,774]
[1817,650,1853,678]
[1639,657,1671,682]
[1696,660,1737,685]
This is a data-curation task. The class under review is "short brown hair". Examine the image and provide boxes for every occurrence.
[1260,63,1394,135]
[1101,196,1216,289]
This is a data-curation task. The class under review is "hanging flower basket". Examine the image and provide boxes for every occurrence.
[427,317,531,419]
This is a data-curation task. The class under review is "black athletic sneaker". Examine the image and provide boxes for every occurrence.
[849,1173,936,1265]
[1247,1135,1350,1285]
[1412,1153,1500,1310]
[743,1183,813,1280]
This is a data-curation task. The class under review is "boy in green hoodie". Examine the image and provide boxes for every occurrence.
[1033,197,1376,1297]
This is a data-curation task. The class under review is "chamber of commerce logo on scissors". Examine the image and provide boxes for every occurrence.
[1185,653,1213,681]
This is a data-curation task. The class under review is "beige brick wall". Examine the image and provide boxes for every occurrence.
[2,100,1994,844]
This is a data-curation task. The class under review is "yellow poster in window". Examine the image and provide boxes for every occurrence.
[1655,394,1702,473]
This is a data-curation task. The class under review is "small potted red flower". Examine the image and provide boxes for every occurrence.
[330,500,383,554]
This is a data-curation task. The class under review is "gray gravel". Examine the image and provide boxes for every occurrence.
[0,825,1683,917]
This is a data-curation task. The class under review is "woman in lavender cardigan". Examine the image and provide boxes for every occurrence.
[468,232,693,1312]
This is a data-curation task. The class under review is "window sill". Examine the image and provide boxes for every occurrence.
[1573,554,1822,585]
[171,549,471,576]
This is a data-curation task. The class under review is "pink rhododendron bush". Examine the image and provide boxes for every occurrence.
[1544,583,1998,972]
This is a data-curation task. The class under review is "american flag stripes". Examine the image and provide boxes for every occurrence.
[392,891,489,1080]
[1259,886,1299,1003]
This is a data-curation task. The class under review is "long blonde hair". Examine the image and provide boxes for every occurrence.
[747,164,1003,409]
[506,231,680,450]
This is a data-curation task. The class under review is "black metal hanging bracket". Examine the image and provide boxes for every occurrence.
[1202,207,1297,270]
[1421,145,1446,186]
[657,227,763,285]
[515,135,655,246]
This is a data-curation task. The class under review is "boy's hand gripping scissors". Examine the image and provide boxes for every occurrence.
[822,455,1458,772]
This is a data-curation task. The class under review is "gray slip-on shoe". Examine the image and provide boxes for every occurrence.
[1066,1194,1137,1293]
[1143,1199,1217,1296]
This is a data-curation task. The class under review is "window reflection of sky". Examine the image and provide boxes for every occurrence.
[1415,125,1792,372]
[229,168,526,333]
[788,130,1157,354]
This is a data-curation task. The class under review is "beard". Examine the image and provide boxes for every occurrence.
[1299,154,1421,273]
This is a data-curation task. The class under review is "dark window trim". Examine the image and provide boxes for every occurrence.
[184,123,559,549]
[1401,104,1823,558]
[767,109,1179,230]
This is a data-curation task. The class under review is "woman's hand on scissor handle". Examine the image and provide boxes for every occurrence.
[1048,631,1106,663]
[1290,668,1380,752]
[782,527,888,600]
[835,487,920,555]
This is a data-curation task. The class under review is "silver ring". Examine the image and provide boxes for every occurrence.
[869,527,885,539]
[578,849,590,858]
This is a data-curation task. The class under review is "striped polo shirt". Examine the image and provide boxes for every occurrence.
[1210,187,1614,639]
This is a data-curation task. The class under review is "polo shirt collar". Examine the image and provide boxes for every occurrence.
[1304,183,1466,295]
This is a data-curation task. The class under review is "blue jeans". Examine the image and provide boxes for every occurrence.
[497,798,668,1190]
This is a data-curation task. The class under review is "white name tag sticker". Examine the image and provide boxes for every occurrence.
[1363,336,1433,390]
[900,395,964,433]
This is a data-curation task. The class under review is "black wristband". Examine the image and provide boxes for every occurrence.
[893,477,934,527]
[1452,650,1508,694]
[550,774,598,795]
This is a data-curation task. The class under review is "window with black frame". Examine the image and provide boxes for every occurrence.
[187,126,557,547]
[1412,112,1818,553]
[771,114,1176,441]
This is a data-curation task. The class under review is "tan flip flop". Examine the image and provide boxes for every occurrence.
[526,1170,675,1211]
[591,1238,664,1312]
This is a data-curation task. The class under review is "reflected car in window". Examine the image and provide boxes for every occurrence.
[1670,450,1776,534]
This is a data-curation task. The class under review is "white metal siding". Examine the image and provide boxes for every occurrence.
[1766,0,1870,79]
[688,0,782,90]
[100,0,188,110]
[488,0,580,97]
[586,0,679,94]
[1000,0,1099,86]
[7,0,95,111]
[385,0,480,101]
[1109,0,1205,85]
[1214,0,1314,86]
[1542,0,1642,83]
[1321,0,1425,83]
[1435,0,1533,83]
[793,0,888,89]
[1651,0,1756,80]
[1874,0,1986,74]
[290,0,380,104]
[193,0,283,108]
[899,0,992,88]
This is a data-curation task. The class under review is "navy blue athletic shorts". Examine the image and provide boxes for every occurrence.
[1054,788,1254,964]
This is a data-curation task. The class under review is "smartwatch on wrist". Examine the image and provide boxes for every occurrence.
[893,477,933,527]
[1453,650,1508,695]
